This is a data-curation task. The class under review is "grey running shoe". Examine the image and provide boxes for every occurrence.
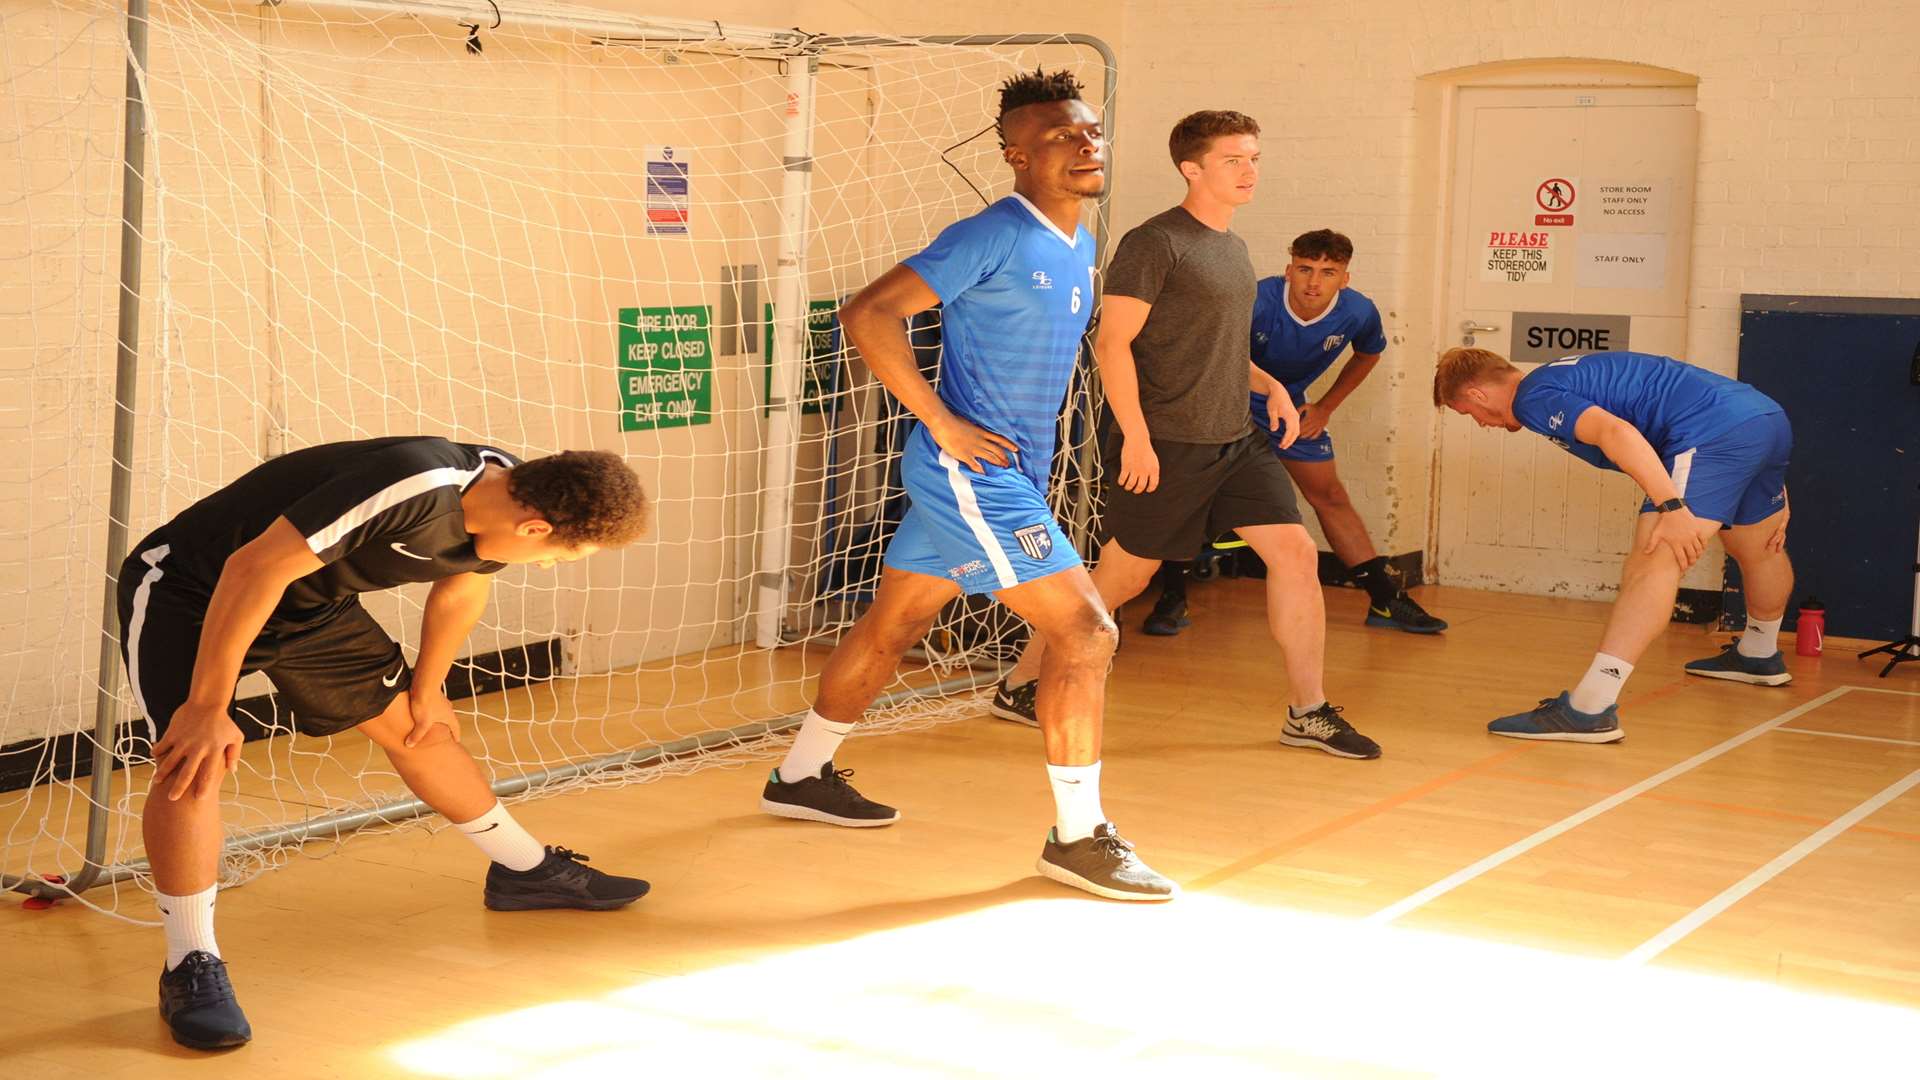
[1036,822,1177,901]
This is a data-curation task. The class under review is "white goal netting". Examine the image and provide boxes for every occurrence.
[0,0,1111,916]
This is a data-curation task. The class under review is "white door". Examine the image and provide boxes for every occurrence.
[1435,85,1698,597]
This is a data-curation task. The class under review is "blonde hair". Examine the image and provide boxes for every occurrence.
[1432,347,1519,407]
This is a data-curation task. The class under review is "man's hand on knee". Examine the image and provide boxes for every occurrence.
[152,703,245,801]
[404,689,462,749]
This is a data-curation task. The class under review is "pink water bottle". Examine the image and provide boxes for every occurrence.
[1795,597,1825,657]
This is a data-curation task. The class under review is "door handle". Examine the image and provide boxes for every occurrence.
[1461,321,1501,334]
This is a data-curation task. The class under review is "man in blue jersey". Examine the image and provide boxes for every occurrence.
[1434,347,1797,742]
[1140,229,1446,636]
[755,70,1175,901]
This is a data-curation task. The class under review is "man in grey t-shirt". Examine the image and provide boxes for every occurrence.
[991,110,1382,761]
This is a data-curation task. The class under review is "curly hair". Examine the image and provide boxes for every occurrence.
[1290,228,1355,264]
[996,67,1085,149]
[1168,110,1260,173]
[506,450,650,548]
[1432,347,1519,407]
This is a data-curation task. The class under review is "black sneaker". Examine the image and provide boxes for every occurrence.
[158,951,252,1050]
[483,846,651,912]
[989,676,1039,727]
[1279,703,1382,760]
[1036,822,1177,901]
[1365,592,1448,634]
[760,762,900,827]
[1142,591,1191,636]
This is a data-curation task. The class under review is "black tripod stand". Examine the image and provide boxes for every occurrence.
[1859,484,1920,677]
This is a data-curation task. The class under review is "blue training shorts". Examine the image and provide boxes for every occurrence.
[882,438,1082,595]
[1640,410,1792,527]
[1250,391,1335,462]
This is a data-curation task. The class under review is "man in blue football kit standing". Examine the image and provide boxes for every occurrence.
[1435,347,1796,743]
[1141,229,1446,636]
[755,70,1176,901]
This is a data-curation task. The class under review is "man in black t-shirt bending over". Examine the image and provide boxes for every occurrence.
[119,436,650,1050]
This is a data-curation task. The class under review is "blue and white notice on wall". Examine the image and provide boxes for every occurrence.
[645,145,692,237]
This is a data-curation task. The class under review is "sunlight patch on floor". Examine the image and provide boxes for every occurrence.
[385,892,1919,1078]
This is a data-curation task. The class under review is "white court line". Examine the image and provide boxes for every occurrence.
[1365,686,1856,926]
[1776,727,1920,748]
[1838,683,1920,697]
[1623,766,1920,965]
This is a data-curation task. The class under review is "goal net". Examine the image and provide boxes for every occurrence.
[0,0,1112,917]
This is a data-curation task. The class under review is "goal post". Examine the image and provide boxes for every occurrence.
[0,0,1117,911]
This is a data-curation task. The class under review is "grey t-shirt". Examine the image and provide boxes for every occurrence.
[1103,206,1257,444]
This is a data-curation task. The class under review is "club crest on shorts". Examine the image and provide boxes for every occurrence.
[1013,523,1054,561]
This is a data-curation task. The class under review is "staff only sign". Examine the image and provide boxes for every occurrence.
[1482,229,1553,284]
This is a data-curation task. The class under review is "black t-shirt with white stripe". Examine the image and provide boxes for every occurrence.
[143,436,520,621]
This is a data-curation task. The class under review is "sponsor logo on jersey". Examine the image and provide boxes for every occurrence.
[1013,523,1054,561]
[390,541,433,560]
[1548,411,1565,431]
[1030,270,1053,289]
[947,559,988,580]
[1322,334,1345,352]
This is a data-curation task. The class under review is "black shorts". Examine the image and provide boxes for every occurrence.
[1101,430,1304,561]
[116,541,412,739]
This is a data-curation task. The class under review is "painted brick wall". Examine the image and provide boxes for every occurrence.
[1108,0,1920,579]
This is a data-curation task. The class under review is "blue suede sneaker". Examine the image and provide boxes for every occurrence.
[1684,641,1792,686]
[1488,691,1624,743]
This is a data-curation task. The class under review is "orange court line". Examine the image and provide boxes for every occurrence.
[1621,678,1690,709]
[1485,769,1920,844]
[1187,744,1537,891]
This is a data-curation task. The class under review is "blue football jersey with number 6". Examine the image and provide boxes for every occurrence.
[903,194,1096,486]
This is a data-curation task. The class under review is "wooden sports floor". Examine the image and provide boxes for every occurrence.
[4,582,1918,1078]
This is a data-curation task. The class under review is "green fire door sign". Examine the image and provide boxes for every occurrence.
[618,305,712,431]
[762,299,844,416]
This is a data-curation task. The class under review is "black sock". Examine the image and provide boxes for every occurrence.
[1348,556,1397,608]
[1157,560,1189,604]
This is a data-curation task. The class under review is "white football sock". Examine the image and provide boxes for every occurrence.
[1047,761,1106,843]
[455,801,546,872]
[1738,617,1783,658]
[1570,653,1634,714]
[780,710,854,782]
[156,884,220,970]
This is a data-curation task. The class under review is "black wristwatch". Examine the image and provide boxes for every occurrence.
[1653,497,1688,513]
